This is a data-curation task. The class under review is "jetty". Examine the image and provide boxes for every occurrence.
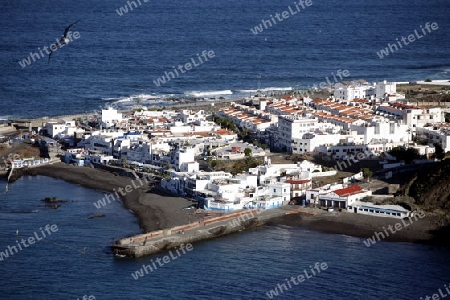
[111,206,306,258]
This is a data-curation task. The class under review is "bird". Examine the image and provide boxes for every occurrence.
[48,19,81,63]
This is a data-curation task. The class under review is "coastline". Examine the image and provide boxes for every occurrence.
[7,163,450,246]
[17,163,202,232]
[268,208,449,246]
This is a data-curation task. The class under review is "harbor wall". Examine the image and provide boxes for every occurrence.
[112,209,269,258]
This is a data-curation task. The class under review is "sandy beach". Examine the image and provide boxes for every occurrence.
[10,162,450,246]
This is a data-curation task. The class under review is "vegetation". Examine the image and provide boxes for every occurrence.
[214,117,239,133]
[388,147,425,163]
[121,157,127,168]
[361,196,373,202]
[230,157,261,175]
[433,143,445,160]
[244,148,252,157]
[401,160,450,210]
[207,156,263,175]
[361,168,373,181]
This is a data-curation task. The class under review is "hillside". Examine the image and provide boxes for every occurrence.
[404,160,450,211]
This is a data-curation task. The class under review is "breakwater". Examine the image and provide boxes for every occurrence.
[111,208,291,258]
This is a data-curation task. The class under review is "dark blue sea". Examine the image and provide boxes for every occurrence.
[0,0,449,119]
[1,176,450,300]
[1,1,450,299]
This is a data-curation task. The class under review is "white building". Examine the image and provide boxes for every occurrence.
[101,107,123,128]
[350,121,410,144]
[178,110,206,123]
[404,107,442,129]
[333,80,399,101]
[45,120,77,138]
[375,80,397,99]
[172,147,195,171]
[416,124,450,152]
[334,85,372,101]
[348,201,409,219]
[318,185,372,209]
[277,115,318,152]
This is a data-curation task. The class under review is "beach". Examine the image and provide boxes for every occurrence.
[10,162,449,246]
[20,163,202,232]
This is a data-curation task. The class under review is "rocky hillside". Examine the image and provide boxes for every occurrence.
[404,160,450,210]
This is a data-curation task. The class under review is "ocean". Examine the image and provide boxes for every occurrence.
[1,176,450,300]
[1,1,450,298]
[0,0,449,119]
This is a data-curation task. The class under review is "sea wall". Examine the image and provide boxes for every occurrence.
[111,209,272,258]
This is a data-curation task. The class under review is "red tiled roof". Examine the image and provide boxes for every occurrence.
[334,185,364,197]
[286,179,311,184]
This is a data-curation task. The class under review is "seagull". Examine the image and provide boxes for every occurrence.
[48,19,81,63]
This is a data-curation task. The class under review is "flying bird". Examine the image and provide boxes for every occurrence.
[48,19,81,63]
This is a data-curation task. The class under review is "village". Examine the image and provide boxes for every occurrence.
[2,79,450,221]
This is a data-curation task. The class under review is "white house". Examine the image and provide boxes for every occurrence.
[375,80,397,99]
[45,120,77,138]
[101,107,123,128]
[277,115,318,152]
[416,124,450,152]
[318,185,372,209]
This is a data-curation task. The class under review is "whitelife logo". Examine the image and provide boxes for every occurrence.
[250,0,312,35]
[93,174,155,209]
[116,0,149,16]
[363,211,426,247]
[18,32,81,68]
[153,50,215,87]
[420,282,450,300]
[131,243,193,280]
[376,22,439,59]
[0,224,58,261]
[265,262,328,299]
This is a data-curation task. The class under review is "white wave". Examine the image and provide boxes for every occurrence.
[187,90,233,97]
[102,94,160,103]
[115,97,135,103]
[237,89,259,93]
[259,87,293,92]
[131,94,159,99]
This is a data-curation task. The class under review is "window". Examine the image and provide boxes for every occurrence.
[273,189,276,193]
[284,189,286,192]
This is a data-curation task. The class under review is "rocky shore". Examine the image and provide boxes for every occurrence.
[6,162,450,246]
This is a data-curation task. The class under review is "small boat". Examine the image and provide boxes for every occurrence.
[327,207,334,212]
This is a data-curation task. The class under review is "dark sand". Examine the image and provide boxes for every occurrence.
[22,163,201,232]
[16,163,450,245]
[269,207,449,245]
